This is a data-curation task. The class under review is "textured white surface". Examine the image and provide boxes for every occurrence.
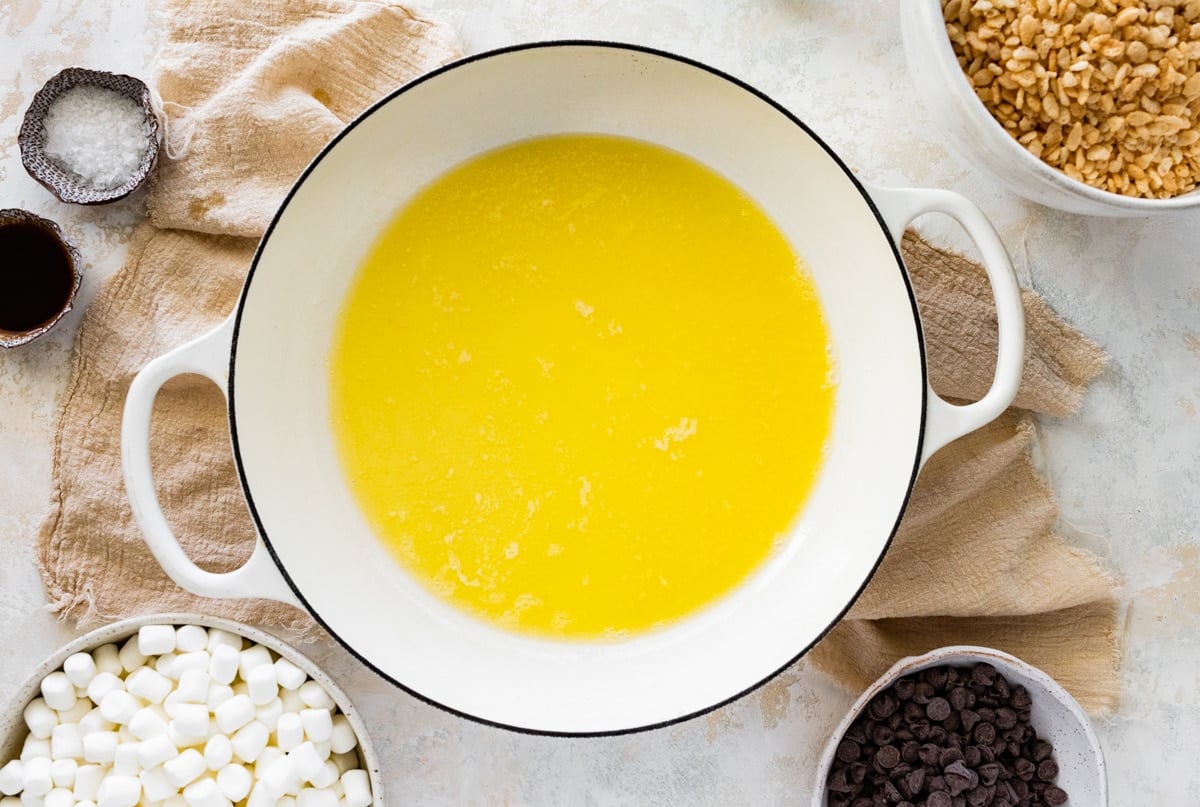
[2,0,1198,803]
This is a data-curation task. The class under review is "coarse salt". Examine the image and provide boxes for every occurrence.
[41,85,150,191]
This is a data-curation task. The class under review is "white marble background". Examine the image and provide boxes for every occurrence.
[3,0,1199,803]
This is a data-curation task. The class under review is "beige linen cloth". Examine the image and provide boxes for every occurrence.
[35,0,1121,712]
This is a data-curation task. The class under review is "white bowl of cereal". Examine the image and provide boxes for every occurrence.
[902,0,1200,216]
[0,615,381,807]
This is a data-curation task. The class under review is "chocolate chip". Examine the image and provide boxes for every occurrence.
[1013,758,1036,782]
[960,709,981,733]
[869,693,899,720]
[1044,786,1068,806]
[938,746,964,768]
[1032,740,1053,762]
[893,677,916,701]
[978,762,1001,786]
[912,681,936,705]
[837,740,862,763]
[905,768,926,796]
[900,741,920,765]
[918,743,941,766]
[1010,686,1032,709]
[995,707,1018,730]
[926,697,952,722]
[927,791,952,807]
[971,663,997,687]
[1036,758,1059,781]
[923,667,950,690]
[973,722,996,745]
[874,746,901,770]
[948,686,971,711]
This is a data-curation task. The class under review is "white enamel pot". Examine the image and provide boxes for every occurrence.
[121,42,1025,735]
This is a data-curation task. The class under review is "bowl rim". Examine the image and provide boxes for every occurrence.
[912,0,1200,211]
[810,644,1108,807]
[0,613,384,805]
[224,38,930,737]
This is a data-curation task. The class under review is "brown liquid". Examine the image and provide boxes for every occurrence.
[0,221,75,333]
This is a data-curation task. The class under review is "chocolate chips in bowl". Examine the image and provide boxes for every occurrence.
[812,647,1106,807]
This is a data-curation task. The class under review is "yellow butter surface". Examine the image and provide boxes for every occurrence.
[330,134,835,639]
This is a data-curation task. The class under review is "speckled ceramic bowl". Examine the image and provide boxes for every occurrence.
[19,67,160,205]
[0,208,82,349]
[0,614,383,804]
[812,646,1106,807]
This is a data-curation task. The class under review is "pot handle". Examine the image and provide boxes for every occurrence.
[865,183,1026,467]
[121,314,302,608]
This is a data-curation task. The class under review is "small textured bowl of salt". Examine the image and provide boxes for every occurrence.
[19,67,160,205]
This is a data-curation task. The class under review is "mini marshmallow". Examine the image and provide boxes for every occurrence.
[258,755,299,800]
[205,684,234,713]
[71,765,103,802]
[155,653,180,681]
[340,769,371,807]
[126,667,174,705]
[182,777,231,807]
[173,702,211,739]
[299,709,332,744]
[20,757,52,796]
[173,652,211,678]
[237,646,273,683]
[0,761,23,796]
[92,644,122,677]
[245,784,273,807]
[297,788,338,807]
[77,708,113,738]
[297,682,334,711]
[95,774,141,807]
[272,659,307,691]
[168,721,209,752]
[205,630,242,655]
[99,690,140,725]
[163,749,206,789]
[275,714,304,752]
[137,625,178,657]
[54,698,91,726]
[41,789,72,807]
[138,734,179,769]
[86,672,124,706]
[230,721,269,765]
[49,724,82,761]
[81,731,118,764]
[47,759,76,789]
[330,752,358,776]
[18,797,41,807]
[140,766,176,803]
[23,699,58,740]
[39,674,76,714]
[203,734,233,771]
[129,706,171,742]
[117,638,147,674]
[63,653,98,689]
[253,698,283,732]
[245,665,278,706]
[288,742,325,786]
[216,764,252,802]
[279,688,305,715]
[176,669,210,704]
[214,695,254,735]
[328,715,357,755]
[112,743,141,777]
[309,761,338,790]
[253,748,283,778]
[175,625,209,654]
[20,736,51,762]
[207,647,239,688]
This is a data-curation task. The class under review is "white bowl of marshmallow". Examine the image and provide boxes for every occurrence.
[0,614,381,807]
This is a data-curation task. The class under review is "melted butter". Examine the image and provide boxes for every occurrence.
[330,134,835,639]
